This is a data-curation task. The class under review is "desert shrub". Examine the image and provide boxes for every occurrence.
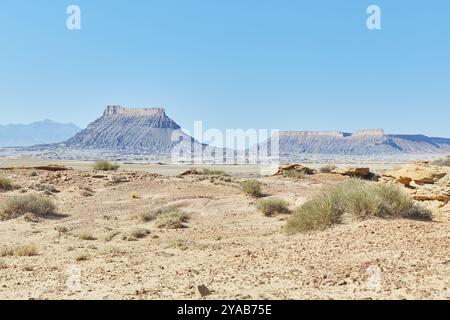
[282,169,306,179]
[432,156,450,167]
[319,164,337,173]
[0,176,13,191]
[257,198,290,216]
[140,205,179,222]
[0,259,7,269]
[242,179,263,197]
[200,168,229,176]
[94,160,120,171]
[287,179,432,233]
[155,211,190,229]
[1,244,38,257]
[130,228,151,239]
[104,230,120,242]
[75,253,90,261]
[0,194,57,220]
[141,205,190,229]
[80,190,94,197]
[75,230,96,241]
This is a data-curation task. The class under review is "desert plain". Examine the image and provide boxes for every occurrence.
[0,158,449,300]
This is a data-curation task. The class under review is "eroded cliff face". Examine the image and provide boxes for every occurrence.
[267,130,450,156]
[62,106,187,152]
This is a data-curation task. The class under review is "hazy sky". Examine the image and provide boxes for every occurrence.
[0,0,449,136]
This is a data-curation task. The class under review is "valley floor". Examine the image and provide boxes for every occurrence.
[0,164,449,300]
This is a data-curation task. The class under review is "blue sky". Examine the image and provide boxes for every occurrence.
[0,0,449,136]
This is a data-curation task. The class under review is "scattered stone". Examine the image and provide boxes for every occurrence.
[197,284,212,297]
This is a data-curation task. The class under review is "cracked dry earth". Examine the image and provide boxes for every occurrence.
[0,167,449,300]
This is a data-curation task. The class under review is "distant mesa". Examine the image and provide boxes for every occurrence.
[59,105,192,154]
[4,106,450,159]
[267,128,450,156]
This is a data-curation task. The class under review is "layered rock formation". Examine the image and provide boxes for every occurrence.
[266,129,450,156]
[61,106,192,154]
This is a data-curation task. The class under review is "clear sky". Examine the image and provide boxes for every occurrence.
[0,0,449,136]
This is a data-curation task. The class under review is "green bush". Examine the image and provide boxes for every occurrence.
[94,160,120,171]
[287,179,432,233]
[1,194,57,220]
[242,179,263,197]
[257,198,290,216]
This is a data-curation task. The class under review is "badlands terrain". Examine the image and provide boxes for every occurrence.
[0,159,450,300]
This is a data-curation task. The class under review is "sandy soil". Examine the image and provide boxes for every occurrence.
[0,164,449,300]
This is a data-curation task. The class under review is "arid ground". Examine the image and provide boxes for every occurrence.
[0,160,449,300]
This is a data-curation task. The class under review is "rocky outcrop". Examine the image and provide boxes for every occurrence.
[381,162,450,203]
[331,167,379,180]
[384,162,449,186]
[273,164,317,176]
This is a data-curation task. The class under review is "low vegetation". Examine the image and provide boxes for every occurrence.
[282,169,306,179]
[0,244,38,257]
[200,168,229,176]
[75,230,96,241]
[0,176,13,191]
[0,194,57,220]
[94,160,120,171]
[141,205,190,229]
[287,179,432,233]
[129,228,151,239]
[257,198,290,216]
[155,211,190,229]
[319,164,337,173]
[432,156,450,167]
[242,179,263,197]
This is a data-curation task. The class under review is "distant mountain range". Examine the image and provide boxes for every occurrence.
[0,119,81,147]
[3,107,450,160]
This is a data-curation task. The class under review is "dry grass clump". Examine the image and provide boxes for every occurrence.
[130,228,151,239]
[75,230,96,241]
[1,244,38,257]
[141,205,190,229]
[319,164,337,173]
[242,179,263,197]
[140,205,179,222]
[257,198,290,216]
[200,168,229,176]
[282,169,306,179]
[94,160,120,171]
[0,259,7,269]
[104,230,120,242]
[0,194,57,220]
[155,211,190,229]
[287,179,432,233]
[111,175,128,184]
[75,253,90,261]
[80,189,94,197]
[0,176,14,191]
[432,156,450,167]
